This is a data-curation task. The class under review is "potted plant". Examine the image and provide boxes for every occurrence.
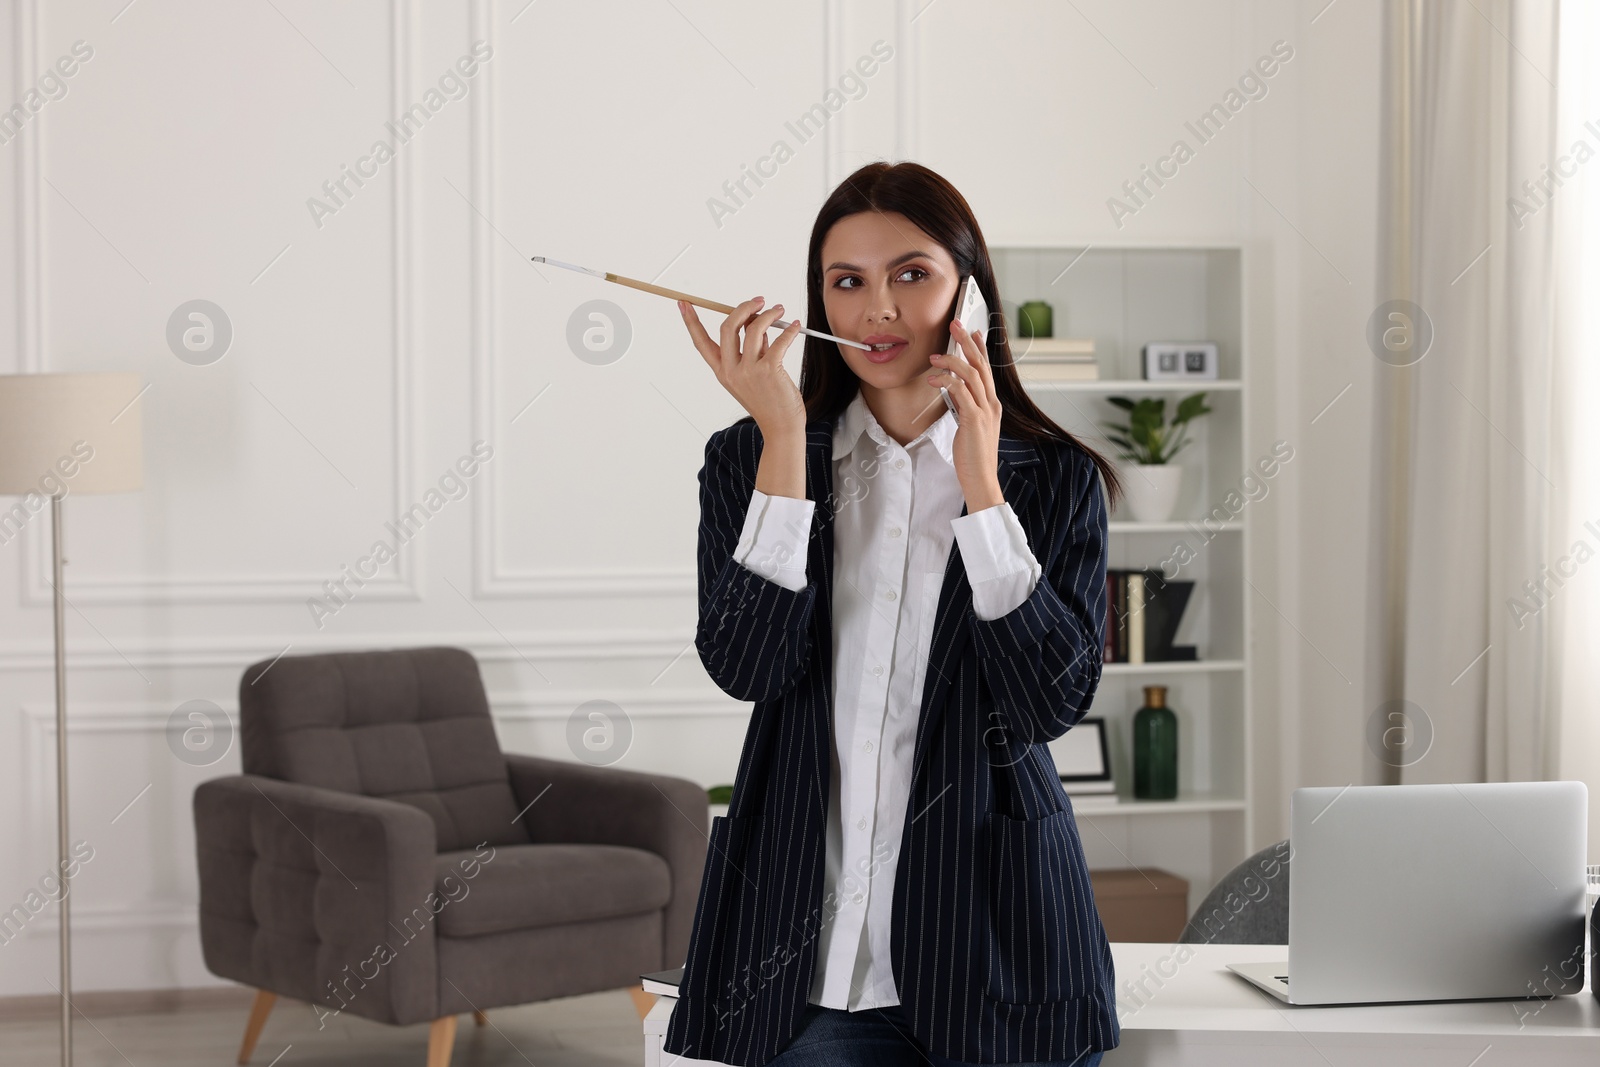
[1102,393,1212,522]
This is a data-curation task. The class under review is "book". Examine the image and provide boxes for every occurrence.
[1103,574,1116,663]
[1128,572,1146,663]
[641,966,683,997]
[1018,361,1100,381]
[1014,337,1095,356]
[1104,570,1196,663]
[1109,573,1126,661]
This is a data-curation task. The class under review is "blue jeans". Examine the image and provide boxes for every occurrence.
[767,1001,1106,1066]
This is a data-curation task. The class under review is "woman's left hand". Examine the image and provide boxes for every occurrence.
[929,319,1005,512]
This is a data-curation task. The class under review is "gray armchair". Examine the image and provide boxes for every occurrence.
[193,646,708,1067]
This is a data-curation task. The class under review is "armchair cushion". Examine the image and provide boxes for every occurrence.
[240,646,527,851]
[504,753,708,967]
[434,843,671,938]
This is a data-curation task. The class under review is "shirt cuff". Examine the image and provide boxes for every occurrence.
[734,488,815,593]
[952,503,1042,621]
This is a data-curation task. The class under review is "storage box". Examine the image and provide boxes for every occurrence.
[1088,868,1190,942]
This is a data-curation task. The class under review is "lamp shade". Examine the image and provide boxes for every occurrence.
[0,373,143,496]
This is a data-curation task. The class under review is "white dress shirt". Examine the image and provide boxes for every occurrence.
[730,390,1043,1011]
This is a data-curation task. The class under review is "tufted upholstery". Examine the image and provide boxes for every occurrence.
[194,775,440,1022]
[195,645,710,1034]
[239,646,527,852]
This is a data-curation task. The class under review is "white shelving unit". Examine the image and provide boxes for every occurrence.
[993,245,1252,918]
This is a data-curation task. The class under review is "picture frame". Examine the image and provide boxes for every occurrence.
[1055,716,1116,795]
[1142,341,1219,380]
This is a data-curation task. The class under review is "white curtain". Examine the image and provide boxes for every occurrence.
[1366,0,1569,789]
[1551,0,1600,856]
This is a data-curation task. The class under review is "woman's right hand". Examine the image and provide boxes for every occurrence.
[679,296,807,438]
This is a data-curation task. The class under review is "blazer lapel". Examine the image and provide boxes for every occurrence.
[805,423,837,820]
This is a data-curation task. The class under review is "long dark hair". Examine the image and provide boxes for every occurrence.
[751,160,1123,511]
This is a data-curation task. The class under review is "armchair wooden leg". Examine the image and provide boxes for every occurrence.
[472,1009,488,1027]
[237,990,277,1065]
[426,1015,458,1067]
[629,983,657,1020]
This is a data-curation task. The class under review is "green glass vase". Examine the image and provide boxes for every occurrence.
[1133,685,1178,800]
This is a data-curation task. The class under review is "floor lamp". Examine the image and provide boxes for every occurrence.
[0,373,143,1067]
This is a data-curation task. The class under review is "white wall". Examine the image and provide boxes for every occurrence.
[0,0,1383,995]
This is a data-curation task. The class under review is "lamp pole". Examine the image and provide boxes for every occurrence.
[52,493,72,1067]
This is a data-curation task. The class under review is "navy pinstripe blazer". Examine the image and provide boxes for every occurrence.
[662,410,1119,1066]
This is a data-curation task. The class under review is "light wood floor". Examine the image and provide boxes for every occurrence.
[0,987,648,1066]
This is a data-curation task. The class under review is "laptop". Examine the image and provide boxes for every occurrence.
[1228,781,1588,1005]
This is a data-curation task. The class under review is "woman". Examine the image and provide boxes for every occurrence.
[661,161,1123,1067]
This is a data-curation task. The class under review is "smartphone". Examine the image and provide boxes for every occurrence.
[943,275,989,422]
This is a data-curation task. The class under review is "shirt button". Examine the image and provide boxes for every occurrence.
[885,590,897,601]
[872,664,883,676]
[857,817,867,830]
[895,459,905,469]
[863,741,873,752]
[889,526,902,537]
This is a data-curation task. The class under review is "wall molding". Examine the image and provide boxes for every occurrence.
[0,627,709,672]
[15,703,236,865]
[466,0,695,599]
[489,688,749,720]
[17,691,747,731]
[0,981,250,1021]
[2,903,201,941]
[15,687,743,824]
[463,1,905,598]
[13,0,422,607]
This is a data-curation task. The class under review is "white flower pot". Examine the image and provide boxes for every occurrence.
[1117,463,1183,523]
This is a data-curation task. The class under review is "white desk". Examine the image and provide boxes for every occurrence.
[1108,942,1600,1065]
[644,942,1600,1066]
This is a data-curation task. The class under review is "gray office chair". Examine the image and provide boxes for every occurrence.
[1178,839,1291,944]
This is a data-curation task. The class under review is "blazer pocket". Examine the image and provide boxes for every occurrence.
[984,808,1098,1004]
[678,814,759,1004]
